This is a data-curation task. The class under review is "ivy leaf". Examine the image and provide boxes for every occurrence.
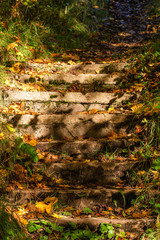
[152,157,160,171]
[28,223,42,233]
[21,143,38,163]
[108,229,115,239]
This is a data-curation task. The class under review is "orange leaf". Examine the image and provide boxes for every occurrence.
[88,109,98,114]
[108,207,113,211]
[35,202,47,213]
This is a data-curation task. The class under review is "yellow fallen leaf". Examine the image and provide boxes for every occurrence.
[9,62,21,73]
[137,171,146,176]
[55,178,64,184]
[110,216,119,219]
[132,83,144,92]
[68,60,76,65]
[46,202,53,214]
[28,139,38,146]
[44,196,58,205]
[7,124,15,133]
[0,132,4,140]
[20,218,28,225]
[131,103,144,113]
[7,42,18,51]
[52,213,62,218]
[88,109,98,114]
[35,59,44,63]
[108,107,115,113]
[35,202,47,213]
[59,184,71,188]
[37,153,45,160]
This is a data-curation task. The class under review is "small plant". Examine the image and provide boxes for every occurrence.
[83,207,93,214]
[26,221,127,240]
[140,218,160,240]
[0,120,38,166]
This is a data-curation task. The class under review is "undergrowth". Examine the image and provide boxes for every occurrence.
[0,0,107,63]
[0,203,27,240]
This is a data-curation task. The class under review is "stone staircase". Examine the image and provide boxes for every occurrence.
[0,61,157,237]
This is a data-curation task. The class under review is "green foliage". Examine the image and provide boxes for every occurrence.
[0,203,26,240]
[0,65,8,85]
[0,121,38,168]
[140,220,160,240]
[152,156,160,171]
[26,221,126,239]
[83,207,93,214]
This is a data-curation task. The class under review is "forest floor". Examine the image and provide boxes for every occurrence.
[0,0,160,239]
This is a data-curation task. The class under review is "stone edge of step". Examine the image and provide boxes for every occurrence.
[12,73,121,85]
[2,90,136,105]
[54,217,155,234]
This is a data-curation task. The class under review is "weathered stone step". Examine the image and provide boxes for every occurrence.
[33,160,138,186]
[2,90,137,114]
[26,61,130,74]
[6,187,159,209]
[53,217,155,235]
[13,73,121,86]
[36,139,136,157]
[2,91,136,106]
[8,113,134,139]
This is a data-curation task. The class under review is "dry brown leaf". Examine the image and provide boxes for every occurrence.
[131,103,144,113]
[132,83,144,92]
[107,131,119,140]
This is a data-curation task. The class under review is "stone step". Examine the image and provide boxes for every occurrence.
[7,102,122,114]
[33,160,138,186]
[1,90,137,114]
[52,217,155,236]
[8,113,134,139]
[13,73,121,86]
[36,139,136,157]
[6,187,159,209]
[2,91,136,107]
[25,61,130,74]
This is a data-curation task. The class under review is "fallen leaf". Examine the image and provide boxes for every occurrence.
[46,202,54,214]
[52,213,62,218]
[108,207,113,211]
[35,202,47,213]
[44,196,58,205]
[88,109,98,114]
[131,104,144,113]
